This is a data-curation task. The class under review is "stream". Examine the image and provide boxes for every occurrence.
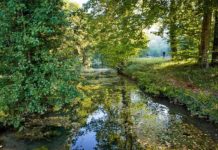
[0,68,218,149]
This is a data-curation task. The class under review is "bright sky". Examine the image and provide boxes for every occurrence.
[69,0,88,6]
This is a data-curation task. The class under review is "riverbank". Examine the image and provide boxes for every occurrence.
[123,58,218,123]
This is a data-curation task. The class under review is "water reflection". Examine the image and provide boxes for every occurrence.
[72,78,144,150]
[1,69,217,150]
[72,109,107,150]
[71,68,218,149]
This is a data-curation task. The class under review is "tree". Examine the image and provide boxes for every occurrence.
[168,0,178,58]
[85,0,147,70]
[67,6,93,68]
[0,0,80,127]
[141,0,180,58]
[142,0,201,60]
[198,0,213,68]
[211,2,218,66]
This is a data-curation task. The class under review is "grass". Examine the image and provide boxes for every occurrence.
[124,58,218,122]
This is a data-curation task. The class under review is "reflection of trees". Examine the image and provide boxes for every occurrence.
[121,79,134,150]
[93,79,144,150]
[71,75,218,149]
[71,78,165,149]
[90,79,165,149]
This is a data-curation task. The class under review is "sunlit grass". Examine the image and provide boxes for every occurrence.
[129,57,218,91]
[130,57,168,64]
[124,57,218,122]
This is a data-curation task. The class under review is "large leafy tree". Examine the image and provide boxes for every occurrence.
[85,0,147,70]
[0,0,80,127]
[71,10,93,67]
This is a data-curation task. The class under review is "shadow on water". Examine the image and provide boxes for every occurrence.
[0,68,218,150]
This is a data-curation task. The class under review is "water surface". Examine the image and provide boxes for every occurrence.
[0,68,217,150]
[71,68,218,149]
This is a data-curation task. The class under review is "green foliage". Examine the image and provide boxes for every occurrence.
[85,0,148,69]
[0,0,80,127]
[141,0,203,60]
[65,4,94,67]
[124,58,218,122]
[173,50,198,60]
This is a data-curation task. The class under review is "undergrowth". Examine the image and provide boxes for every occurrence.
[124,58,218,122]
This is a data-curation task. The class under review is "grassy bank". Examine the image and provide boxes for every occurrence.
[124,58,218,122]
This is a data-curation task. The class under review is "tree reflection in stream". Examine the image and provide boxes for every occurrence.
[72,79,144,150]
[71,69,218,150]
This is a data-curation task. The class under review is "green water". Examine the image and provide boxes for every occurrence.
[0,68,218,150]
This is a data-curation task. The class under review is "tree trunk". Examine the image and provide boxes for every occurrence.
[169,0,178,59]
[169,25,177,58]
[211,10,218,66]
[198,0,212,68]
[82,51,87,66]
[82,48,90,68]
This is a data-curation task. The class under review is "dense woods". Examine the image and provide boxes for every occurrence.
[0,0,218,149]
